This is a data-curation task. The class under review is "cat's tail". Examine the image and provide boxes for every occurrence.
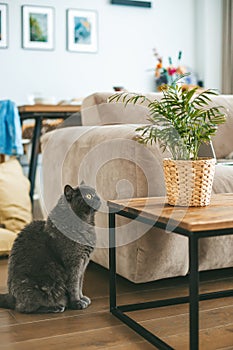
[0,293,16,309]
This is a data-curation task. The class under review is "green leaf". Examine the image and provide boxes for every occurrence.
[108,75,226,160]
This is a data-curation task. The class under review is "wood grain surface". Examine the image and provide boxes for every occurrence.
[18,104,81,114]
[108,193,233,232]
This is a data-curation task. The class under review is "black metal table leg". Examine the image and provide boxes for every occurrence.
[107,204,233,350]
[109,211,116,311]
[28,117,42,202]
[189,235,199,350]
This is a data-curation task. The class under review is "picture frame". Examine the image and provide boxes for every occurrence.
[22,5,54,50]
[67,9,97,53]
[111,0,152,7]
[0,3,8,48]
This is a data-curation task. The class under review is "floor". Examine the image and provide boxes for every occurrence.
[0,257,233,350]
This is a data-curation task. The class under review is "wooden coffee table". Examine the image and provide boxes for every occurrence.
[108,194,233,350]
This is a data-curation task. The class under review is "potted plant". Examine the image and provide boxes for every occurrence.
[109,74,226,206]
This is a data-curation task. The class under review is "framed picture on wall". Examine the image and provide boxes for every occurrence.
[22,5,54,50]
[67,9,98,53]
[0,3,8,48]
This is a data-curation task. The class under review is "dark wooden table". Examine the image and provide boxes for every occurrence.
[108,194,233,349]
[18,104,82,202]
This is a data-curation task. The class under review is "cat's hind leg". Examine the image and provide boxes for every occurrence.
[35,305,65,314]
[15,297,67,314]
[13,281,67,314]
[15,302,66,314]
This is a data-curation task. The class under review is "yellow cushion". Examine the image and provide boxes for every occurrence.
[0,158,32,234]
[0,228,16,256]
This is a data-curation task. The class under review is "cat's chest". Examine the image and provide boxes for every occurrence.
[62,251,90,271]
[60,241,92,265]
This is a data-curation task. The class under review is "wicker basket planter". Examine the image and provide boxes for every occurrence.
[163,158,216,207]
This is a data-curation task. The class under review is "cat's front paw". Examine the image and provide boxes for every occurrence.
[81,295,91,306]
[69,298,90,310]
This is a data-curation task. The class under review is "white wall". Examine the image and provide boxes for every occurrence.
[0,0,221,105]
[194,0,223,91]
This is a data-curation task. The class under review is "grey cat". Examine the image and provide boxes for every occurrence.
[0,183,101,314]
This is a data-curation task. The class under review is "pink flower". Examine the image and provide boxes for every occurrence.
[167,67,177,76]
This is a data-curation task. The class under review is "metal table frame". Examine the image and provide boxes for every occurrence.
[108,208,233,350]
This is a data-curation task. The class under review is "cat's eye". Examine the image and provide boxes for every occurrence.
[85,193,92,200]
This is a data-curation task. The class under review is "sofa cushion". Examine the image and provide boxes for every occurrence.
[0,158,32,234]
[0,228,16,256]
[212,164,233,193]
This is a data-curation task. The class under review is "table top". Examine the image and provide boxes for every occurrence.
[18,104,82,114]
[108,193,233,233]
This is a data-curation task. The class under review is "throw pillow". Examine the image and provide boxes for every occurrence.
[0,228,16,256]
[0,158,32,234]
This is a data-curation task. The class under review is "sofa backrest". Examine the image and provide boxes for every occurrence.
[81,92,163,126]
[210,94,233,158]
[81,92,233,159]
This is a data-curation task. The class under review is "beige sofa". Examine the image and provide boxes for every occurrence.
[41,92,233,283]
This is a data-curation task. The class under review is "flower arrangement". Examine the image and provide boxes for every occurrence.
[153,49,187,89]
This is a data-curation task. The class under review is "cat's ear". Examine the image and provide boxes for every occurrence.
[80,180,85,185]
[64,185,74,202]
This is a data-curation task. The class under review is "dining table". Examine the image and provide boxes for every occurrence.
[18,103,82,202]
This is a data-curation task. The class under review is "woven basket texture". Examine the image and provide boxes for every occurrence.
[163,158,216,207]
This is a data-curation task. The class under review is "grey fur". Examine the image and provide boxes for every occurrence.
[0,184,101,314]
